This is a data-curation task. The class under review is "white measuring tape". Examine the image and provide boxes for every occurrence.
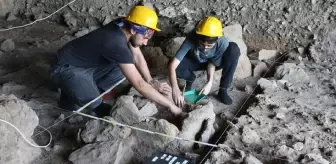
[0,119,52,148]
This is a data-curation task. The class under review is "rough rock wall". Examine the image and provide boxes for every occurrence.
[2,0,336,52]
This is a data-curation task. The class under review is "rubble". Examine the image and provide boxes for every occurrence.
[1,39,15,52]
[0,94,41,164]
[223,24,252,79]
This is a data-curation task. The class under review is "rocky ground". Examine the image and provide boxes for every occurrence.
[1,1,336,164]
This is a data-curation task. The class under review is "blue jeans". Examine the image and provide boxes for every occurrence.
[176,42,241,89]
[50,63,124,111]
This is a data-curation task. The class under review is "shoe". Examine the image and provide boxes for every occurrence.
[217,89,233,105]
[94,102,112,118]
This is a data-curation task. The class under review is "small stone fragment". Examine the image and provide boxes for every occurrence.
[243,154,263,164]
[1,39,15,52]
[253,62,268,77]
[6,12,17,21]
[242,127,260,144]
[258,49,277,61]
[75,29,89,38]
[293,142,304,151]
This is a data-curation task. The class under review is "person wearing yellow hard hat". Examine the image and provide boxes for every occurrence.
[168,16,241,106]
[50,5,182,117]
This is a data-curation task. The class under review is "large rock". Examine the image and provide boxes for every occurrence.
[141,47,169,74]
[257,78,279,93]
[80,119,131,143]
[161,37,185,58]
[69,136,135,164]
[243,154,263,164]
[275,63,309,85]
[0,0,14,17]
[1,39,15,52]
[177,102,216,151]
[204,145,245,164]
[135,119,179,149]
[301,153,330,164]
[241,127,261,144]
[223,24,252,80]
[110,96,158,125]
[0,94,41,164]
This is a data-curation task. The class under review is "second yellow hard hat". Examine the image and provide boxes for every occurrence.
[196,16,223,37]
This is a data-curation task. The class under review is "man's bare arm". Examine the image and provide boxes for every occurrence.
[207,62,216,84]
[119,63,181,114]
[129,43,153,83]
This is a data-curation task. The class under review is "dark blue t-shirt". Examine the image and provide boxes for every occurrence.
[56,19,134,68]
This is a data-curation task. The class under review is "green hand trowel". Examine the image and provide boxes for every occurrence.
[183,89,206,104]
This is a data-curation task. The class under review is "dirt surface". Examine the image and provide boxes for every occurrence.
[0,1,336,164]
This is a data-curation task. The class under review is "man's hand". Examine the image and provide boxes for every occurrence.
[199,82,212,95]
[172,86,184,107]
[169,104,183,116]
[151,80,172,95]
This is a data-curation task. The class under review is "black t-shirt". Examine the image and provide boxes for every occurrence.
[56,19,134,68]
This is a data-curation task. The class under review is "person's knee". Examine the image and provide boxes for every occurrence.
[228,42,241,57]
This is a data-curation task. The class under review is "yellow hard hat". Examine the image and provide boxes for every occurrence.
[125,6,161,31]
[196,16,223,37]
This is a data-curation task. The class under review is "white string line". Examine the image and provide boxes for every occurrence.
[0,0,77,32]
[74,111,219,148]
[34,103,219,148]
[76,77,126,112]
[199,51,290,164]
[0,119,52,148]
[31,77,125,138]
